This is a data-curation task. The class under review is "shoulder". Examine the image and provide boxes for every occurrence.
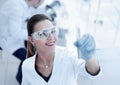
[1,0,24,9]
[55,46,66,52]
[22,55,35,72]
[56,46,77,56]
[0,0,26,15]
[55,46,77,61]
[55,46,67,58]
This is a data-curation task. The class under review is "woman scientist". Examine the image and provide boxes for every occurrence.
[21,14,100,85]
[0,0,45,84]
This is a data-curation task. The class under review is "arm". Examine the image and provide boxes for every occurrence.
[75,34,100,76]
[8,6,27,40]
[9,15,27,40]
[85,56,100,75]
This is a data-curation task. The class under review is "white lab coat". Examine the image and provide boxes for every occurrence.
[0,0,46,54]
[22,46,101,85]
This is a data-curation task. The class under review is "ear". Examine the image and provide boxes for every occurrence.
[28,36,34,46]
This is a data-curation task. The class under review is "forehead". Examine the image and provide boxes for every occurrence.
[34,20,53,32]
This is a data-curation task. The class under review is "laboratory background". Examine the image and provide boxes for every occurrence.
[0,0,120,85]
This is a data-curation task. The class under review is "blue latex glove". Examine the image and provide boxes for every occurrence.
[74,34,96,60]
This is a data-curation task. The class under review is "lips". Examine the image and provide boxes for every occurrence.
[45,41,55,46]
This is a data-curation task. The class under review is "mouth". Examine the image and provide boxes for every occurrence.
[45,41,55,46]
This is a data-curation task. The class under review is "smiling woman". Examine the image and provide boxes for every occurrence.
[26,14,57,58]
[22,14,101,85]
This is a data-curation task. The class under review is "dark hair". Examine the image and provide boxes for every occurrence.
[26,14,51,58]
[27,14,51,36]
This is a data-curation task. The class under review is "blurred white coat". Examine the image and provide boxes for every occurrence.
[0,0,46,54]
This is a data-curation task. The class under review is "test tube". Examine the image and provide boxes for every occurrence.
[76,27,81,58]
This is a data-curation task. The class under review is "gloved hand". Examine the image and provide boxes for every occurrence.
[74,34,96,60]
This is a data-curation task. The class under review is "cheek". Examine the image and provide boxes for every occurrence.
[55,36,58,42]
[34,41,45,49]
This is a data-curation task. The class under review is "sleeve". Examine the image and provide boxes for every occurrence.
[8,6,27,40]
[69,51,101,80]
[74,60,101,80]
[73,59,101,80]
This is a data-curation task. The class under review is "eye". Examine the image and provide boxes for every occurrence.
[51,29,56,34]
[42,32,48,37]
[38,32,42,37]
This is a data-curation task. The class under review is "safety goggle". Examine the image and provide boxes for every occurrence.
[31,26,58,40]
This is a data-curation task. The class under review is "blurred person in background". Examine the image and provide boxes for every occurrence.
[0,0,47,84]
[21,14,101,85]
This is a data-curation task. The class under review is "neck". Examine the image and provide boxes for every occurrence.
[36,52,54,69]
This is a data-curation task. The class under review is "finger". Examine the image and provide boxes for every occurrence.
[77,34,89,46]
[86,35,96,51]
[79,34,91,48]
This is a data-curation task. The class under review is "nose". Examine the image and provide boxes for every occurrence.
[47,33,54,41]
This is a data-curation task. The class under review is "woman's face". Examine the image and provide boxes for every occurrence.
[27,0,44,8]
[31,20,58,53]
